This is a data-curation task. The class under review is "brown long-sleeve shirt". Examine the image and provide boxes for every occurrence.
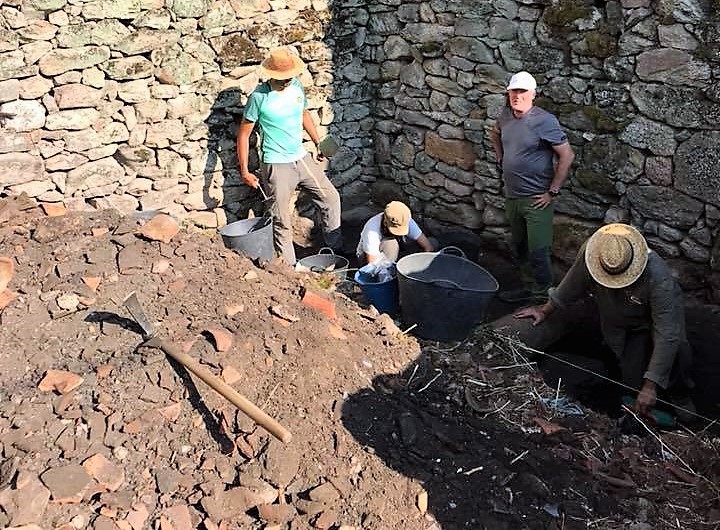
[548,246,689,389]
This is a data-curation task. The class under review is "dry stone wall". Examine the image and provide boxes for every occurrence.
[3,0,720,299]
[366,0,720,300]
[0,0,373,228]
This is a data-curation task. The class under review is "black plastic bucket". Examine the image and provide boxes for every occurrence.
[296,248,349,279]
[219,216,274,261]
[396,247,499,341]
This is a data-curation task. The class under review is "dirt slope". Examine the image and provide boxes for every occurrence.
[0,197,718,530]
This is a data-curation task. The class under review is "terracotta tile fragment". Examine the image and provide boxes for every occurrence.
[139,214,179,243]
[125,503,149,530]
[82,454,125,492]
[41,202,67,217]
[206,327,233,352]
[38,370,84,394]
[122,420,143,434]
[96,364,113,379]
[221,366,242,385]
[532,417,566,435]
[162,504,193,530]
[301,290,336,320]
[0,289,16,310]
[0,256,14,291]
[152,259,171,274]
[157,402,182,422]
[78,296,96,306]
[82,276,101,292]
[167,278,186,293]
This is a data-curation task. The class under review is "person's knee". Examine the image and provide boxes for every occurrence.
[326,185,341,210]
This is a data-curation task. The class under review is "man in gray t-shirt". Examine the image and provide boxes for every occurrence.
[490,71,575,303]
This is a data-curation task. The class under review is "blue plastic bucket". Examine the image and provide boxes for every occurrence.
[354,270,399,314]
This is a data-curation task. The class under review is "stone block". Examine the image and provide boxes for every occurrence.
[425,132,475,170]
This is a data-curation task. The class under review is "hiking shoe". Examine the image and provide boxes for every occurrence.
[498,288,547,304]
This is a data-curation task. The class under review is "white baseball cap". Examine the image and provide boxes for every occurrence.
[507,71,537,91]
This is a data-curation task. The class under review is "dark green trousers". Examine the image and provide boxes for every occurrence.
[505,197,554,293]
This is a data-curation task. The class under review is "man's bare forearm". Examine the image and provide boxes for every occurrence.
[237,120,255,176]
[302,110,320,146]
[550,144,575,190]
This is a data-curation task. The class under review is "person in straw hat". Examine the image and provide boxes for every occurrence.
[514,223,695,420]
[237,47,342,265]
[356,201,436,265]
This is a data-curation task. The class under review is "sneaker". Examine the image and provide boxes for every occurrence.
[498,288,547,304]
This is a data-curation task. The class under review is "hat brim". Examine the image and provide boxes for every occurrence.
[507,83,536,91]
[260,55,305,80]
[584,224,649,289]
[387,224,409,237]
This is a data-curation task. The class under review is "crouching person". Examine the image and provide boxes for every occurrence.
[514,223,695,421]
[356,201,435,264]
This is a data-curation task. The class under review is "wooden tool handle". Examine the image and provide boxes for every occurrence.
[147,337,292,443]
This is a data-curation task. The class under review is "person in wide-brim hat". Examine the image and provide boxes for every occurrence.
[513,222,696,422]
[237,46,342,266]
[260,47,305,80]
[584,223,649,289]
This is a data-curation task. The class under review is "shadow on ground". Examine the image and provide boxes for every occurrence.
[340,351,619,530]
[340,244,720,528]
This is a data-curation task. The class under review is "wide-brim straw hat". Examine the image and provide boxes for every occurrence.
[260,47,305,80]
[584,223,649,289]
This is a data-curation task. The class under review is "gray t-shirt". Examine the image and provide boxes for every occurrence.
[496,106,568,198]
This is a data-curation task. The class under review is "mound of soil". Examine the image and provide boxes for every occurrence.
[0,195,718,530]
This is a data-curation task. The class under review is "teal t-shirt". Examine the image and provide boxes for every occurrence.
[243,79,307,164]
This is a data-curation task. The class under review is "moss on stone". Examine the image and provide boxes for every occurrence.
[132,148,152,163]
[283,28,312,44]
[580,105,623,132]
[299,8,326,24]
[585,30,617,59]
[219,34,263,68]
[536,98,623,133]
[574,168,617,195]
[552,214,600,265]
[542,0,590,32]
[420,41,444,55]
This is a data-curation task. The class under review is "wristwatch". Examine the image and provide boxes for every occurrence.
[548,189,561,197]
